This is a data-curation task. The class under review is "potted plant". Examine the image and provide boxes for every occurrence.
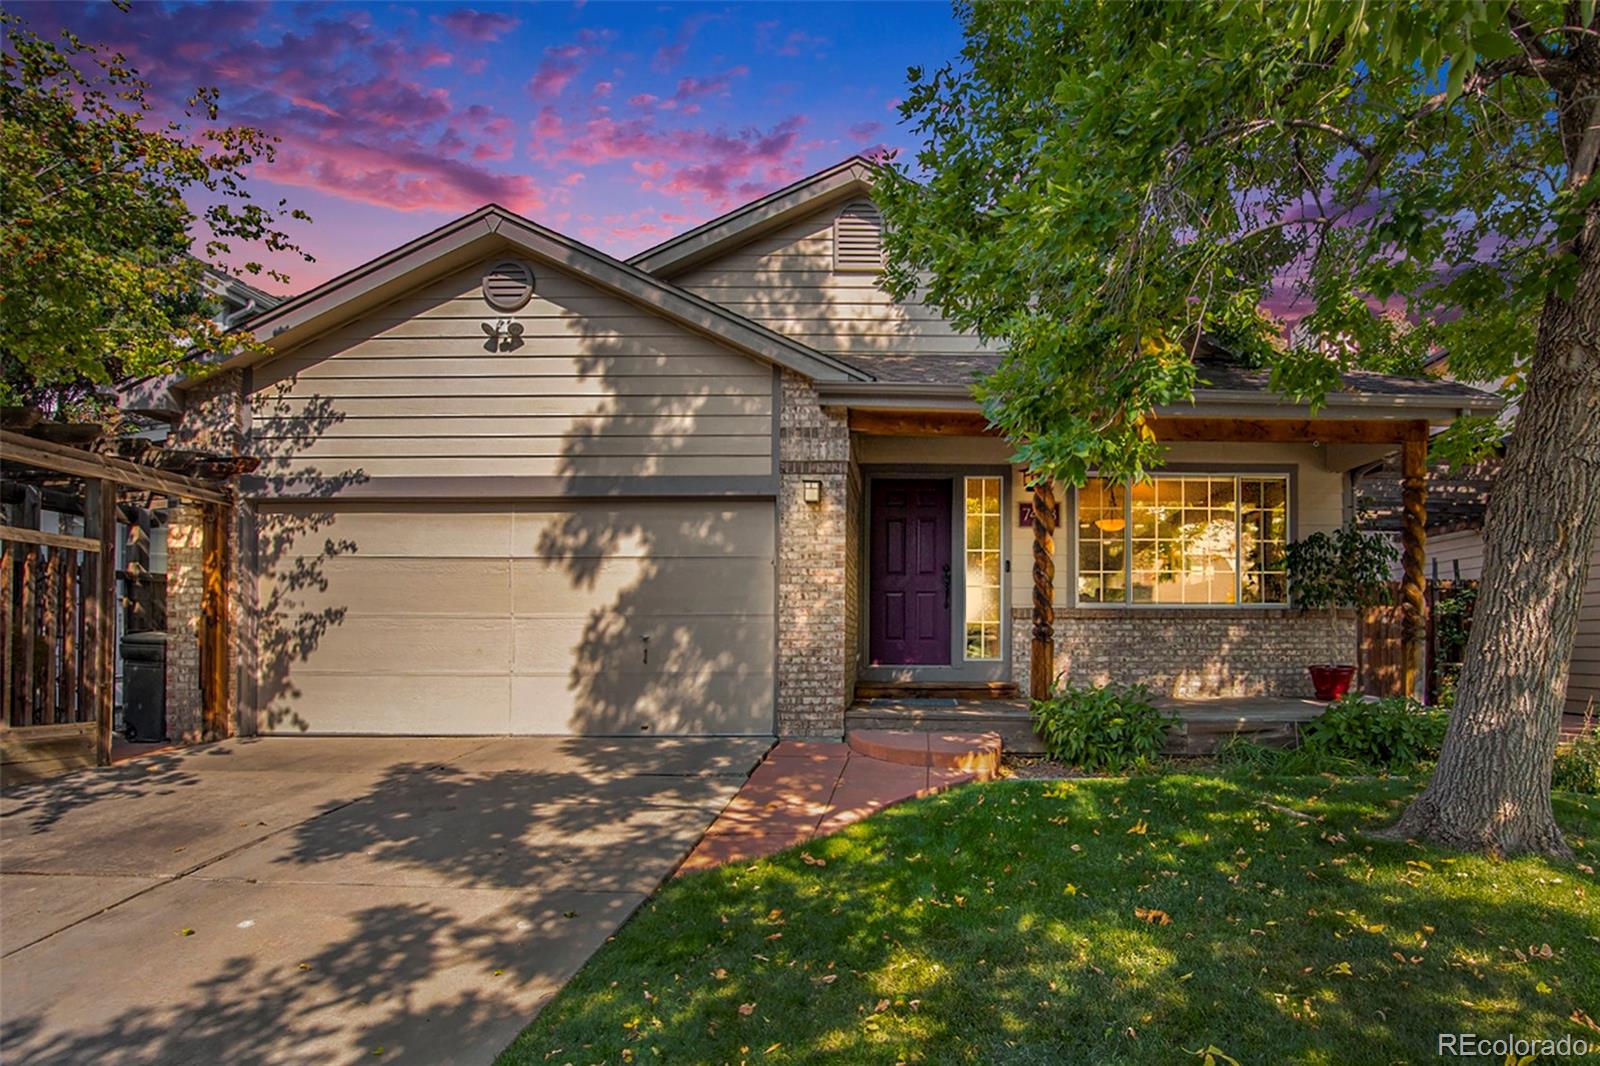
[1284,525,1398,700]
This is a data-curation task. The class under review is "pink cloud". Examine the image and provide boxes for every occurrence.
[432,9,519,42]
[847,120,882,143]
[652,11,719,73]
[592,80,614,98]
[526,29,612,100]
[553,113,808,208]
[777,30,829,58]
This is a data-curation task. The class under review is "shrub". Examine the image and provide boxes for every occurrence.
[1299,694,1448,770]
[1031,683,1175,772]
[1553,714,1599,795]
[1215,736,1361,776]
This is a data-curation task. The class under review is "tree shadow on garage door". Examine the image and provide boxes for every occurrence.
[244,386,367,733]
[530,321,779,736]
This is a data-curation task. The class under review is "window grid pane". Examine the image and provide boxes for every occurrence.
[964,477,1003,659]
[1076,477,1125,604]
[1082,474,1287,607]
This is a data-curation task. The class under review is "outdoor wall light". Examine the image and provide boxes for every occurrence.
[802,479,823,504]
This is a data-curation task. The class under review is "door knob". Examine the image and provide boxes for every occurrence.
[942,563,951,609]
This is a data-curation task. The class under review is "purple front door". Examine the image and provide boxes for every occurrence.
[869,479,952,666]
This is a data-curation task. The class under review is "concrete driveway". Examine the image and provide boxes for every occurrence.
[0,735,769,1065]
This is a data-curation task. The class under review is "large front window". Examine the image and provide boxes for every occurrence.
[1076,474,1289,606]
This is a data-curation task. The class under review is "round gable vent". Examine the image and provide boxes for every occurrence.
[483,259,534,311]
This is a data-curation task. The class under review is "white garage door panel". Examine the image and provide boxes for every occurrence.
[510,558,773,615]
[510,669,773,735]
[264,558,514,617]
[510,507,775,558]
[259,506,514,557]
[259,674,512,735]
[511,615,774,672]
[257,500,775,735]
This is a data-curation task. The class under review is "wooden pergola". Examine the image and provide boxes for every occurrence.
[0,430,236,776]
[847,411,1430,702]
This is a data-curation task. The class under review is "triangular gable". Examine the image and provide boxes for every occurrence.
[185,204,870,386]
[629,156,880,278]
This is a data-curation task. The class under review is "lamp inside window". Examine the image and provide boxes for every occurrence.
[1093,482,1126,533]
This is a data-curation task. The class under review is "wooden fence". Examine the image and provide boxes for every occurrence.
[1359,579,1479,702]
[0,431,231,780]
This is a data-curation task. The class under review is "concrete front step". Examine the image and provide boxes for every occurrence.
[845,729,1002,777]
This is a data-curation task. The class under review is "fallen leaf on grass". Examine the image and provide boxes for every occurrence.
[1127,820,1148,835]
[800,853,826,867]
[738,1003,756,1016]
[874,999,891,1013]
[1134,907,1171,926]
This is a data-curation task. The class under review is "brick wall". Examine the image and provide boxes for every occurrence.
[163,369,249,738]
[163,502,206,741]
[775,371,852,736]
[1010,607,1357,698]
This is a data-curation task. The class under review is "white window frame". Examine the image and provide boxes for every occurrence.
[1072,473,1292,608]
[962,475,1004,660]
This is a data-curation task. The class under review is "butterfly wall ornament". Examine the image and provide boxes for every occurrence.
[481,318,525,352]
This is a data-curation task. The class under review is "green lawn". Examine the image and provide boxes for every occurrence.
[501,775,1600,1065]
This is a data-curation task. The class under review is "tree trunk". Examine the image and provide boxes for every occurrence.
[1384,227,1600,858]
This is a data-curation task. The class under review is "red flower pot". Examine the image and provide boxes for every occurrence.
[1308,664,1356,701]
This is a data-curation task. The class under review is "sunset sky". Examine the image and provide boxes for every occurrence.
[19,1,964,296]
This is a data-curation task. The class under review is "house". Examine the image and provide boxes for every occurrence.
[165,158,1498,739]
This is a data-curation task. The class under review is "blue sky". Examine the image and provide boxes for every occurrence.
[18,1,966,293]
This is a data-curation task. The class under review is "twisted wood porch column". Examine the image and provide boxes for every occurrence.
[1030,479,1057,701]
[1400,433,1428,701]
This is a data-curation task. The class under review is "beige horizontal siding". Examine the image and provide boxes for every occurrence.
[248,256,774,482]
[672,202,998,359]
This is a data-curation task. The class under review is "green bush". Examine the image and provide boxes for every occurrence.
[1215,737,1361,776]
[1299,694,1448,770]
[1031,683,1175,772]
[1553,717,1599,795]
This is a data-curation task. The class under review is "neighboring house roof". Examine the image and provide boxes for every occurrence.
[196,260,284,327]
[184,204,872,387]
[629,156,880,277]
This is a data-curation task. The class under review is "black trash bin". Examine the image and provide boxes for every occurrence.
[120,631,167,741]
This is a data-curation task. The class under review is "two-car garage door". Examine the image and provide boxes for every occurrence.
[253,500,775,735]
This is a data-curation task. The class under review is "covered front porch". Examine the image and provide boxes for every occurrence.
[843,407,1434,699]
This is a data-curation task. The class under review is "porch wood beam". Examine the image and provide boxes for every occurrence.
[201,501,233,741]
[90,479,116,766]
[848,410,994,437]
[1030,480,1057,701]
[0,430,229,504]
[1147,416,1431,444]
[1400,435,1428,701]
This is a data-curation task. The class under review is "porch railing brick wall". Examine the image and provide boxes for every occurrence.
[776,371,852,736]
[167,369,249,737]
[1010,607,1357,698]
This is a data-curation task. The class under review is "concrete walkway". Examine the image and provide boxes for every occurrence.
[678,735,994,873]
[0,735,768,1065]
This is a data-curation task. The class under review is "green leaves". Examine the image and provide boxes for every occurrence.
[1284,525,1398,612]
[878,0,1562,490]
[1030,683,1176,772]
[0,11,310,413]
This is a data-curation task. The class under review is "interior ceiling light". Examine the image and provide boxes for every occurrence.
[1094,482,1125,532]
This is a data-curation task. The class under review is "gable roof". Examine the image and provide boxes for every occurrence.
[629,156,880,277]
[184,203,871,386]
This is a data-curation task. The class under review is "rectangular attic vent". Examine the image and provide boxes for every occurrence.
[833,201,884,272]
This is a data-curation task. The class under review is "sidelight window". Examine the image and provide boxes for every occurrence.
[963,476,1003,659]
